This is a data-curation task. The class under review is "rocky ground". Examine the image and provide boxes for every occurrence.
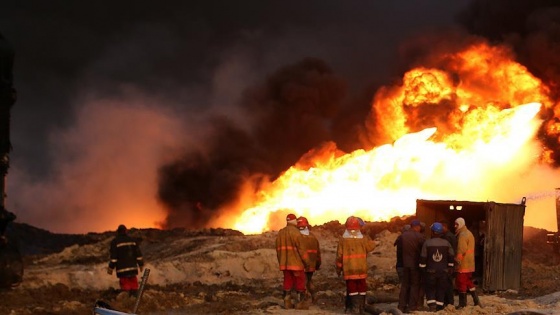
[1,218,560,315]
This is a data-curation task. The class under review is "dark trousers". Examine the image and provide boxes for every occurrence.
[444,273,455,305]
[424,270,448,306]
[398,267,421,311]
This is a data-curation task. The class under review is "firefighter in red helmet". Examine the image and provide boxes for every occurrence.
[276,213,310,309]
[335,216,376,314]
[297,216,321,305]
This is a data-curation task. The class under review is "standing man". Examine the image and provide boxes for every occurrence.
[393,225,410,283]
[335,216,376,314]
[107,225,144,297]
[419,222,455,312]
[454,217,482,308]
[297,216,321,304]
[440,219,457,307]
[397,219,425,313]
[276,213,309,309]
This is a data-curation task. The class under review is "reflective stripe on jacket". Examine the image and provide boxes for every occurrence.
[455,226,475,273]
[301,232,321,272]
[276,224,308,271]
[108,234,144,278]
[335,234,376,280]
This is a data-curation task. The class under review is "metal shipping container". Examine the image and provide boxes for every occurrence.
[415,198,525,292]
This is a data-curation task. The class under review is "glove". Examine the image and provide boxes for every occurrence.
[107,267,113,275]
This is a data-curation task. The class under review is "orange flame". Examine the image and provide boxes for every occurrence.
[226,42,559,234]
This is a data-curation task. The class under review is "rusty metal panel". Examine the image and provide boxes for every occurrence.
[416,200,437,236]
[484,204,506,291]
[503,204,524,290]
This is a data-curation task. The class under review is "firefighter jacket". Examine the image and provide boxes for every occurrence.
[108,233,144,278]
[419,236,454,272]
[335,232,376,280]
[301,232,321,272]
[455,226,475,273]
[276,224,309,271]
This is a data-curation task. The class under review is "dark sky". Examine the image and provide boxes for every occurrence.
[6,0,553,233]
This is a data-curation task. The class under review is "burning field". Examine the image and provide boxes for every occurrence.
[5,1,560,314]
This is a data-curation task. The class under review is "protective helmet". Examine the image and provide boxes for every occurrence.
[345,216,361,230]
[431,222,443,234]
[117,224,127,234]
[297,216,309,229]
[286,213,297,221]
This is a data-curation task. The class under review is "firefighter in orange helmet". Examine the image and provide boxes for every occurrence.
[335,216,376,314]
[297,216,321,304]
[276,213,310,309]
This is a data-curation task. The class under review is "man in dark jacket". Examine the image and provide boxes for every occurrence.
[107,225,144,296]
[419,222,455,311]
[394,225,410,283]
[397,219,425,313]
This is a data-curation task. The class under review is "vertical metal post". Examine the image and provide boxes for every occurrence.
[132,268,150,314]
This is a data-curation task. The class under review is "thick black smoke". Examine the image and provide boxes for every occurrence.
[158,59,346,228]
[0,1,474,232]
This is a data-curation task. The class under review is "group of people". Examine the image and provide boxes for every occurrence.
[105,215,483,313]
[276,213,377,314]
[275,214,322,310]
[394,217,482,312]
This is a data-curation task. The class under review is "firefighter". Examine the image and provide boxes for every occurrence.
[276,213,310,309]
[335,216,376,314]
[454,217,482,308]
[419,222,455,312]
[297,216,321,304]
[397,219,425,313]
[107,225,144,297]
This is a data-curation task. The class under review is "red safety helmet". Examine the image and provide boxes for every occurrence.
[297,216,309,229]
[345,216,361,230]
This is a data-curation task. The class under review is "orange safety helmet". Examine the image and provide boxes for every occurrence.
[297,216,309,229]
[345,216,361,230]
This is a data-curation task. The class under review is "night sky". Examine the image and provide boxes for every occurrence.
[1,0,559,233]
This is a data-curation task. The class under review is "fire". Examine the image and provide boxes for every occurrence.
[228,41,558,234]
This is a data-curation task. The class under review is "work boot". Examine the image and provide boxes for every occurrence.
[295,291,310,310]
[346,295,361,314]
[308,281,318,304]
[456,292,467,309]
[344,293,351,313]
[358,295,366,314]
[469,289,483,308]
[283,290,293,309]
[427,302,437,312]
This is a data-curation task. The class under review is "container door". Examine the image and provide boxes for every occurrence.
[484,204,506,291]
